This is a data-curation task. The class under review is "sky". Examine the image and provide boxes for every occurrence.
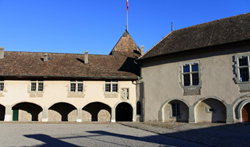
[0,0,249,55]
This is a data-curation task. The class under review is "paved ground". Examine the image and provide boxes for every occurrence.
[0,122,207,147]
[121,122,250,147]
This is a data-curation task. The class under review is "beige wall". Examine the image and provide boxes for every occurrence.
[141,42,250,122]
[0,80,137,122]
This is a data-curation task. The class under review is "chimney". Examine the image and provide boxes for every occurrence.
[85,51,88,64]
[43,53,48,62]
[141,45,144,56]
[0,47,4,59]
[171,22,174,32]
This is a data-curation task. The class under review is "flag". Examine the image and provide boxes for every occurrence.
[127,0,129,11]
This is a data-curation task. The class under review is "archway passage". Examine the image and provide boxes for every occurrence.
[0,104,5,121]
[164,100,189,122]
[196,99,226,123]
[116,102,132,121]
[12,102,42,121]
[49,103,76,122]
[242,103,250,122]
[82,102,111,122]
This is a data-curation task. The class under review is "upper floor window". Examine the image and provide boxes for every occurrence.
[70,80,83,92]
[182,63,199,86]
[31,81,43,92]
[238,56,249,82]
[105,80,118,92]
[0,81,4,91]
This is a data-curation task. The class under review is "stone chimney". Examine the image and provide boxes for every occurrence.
[85,51,88,64]
[43,53,48,62]
[0,47,4,59]
[141,45,144,56]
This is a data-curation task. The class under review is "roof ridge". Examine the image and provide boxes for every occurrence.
[5,51,115,56]
[173,12,250,33]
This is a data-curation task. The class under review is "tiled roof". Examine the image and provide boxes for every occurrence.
[0,30,141,79]
[0,51,140,79]
[139,12,250,60]
[110,30,141,54]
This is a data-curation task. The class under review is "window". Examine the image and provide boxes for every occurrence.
[171,103,180,117]
[31,81,43,92]
[70,80,83,92]
[105,80,118,92]
[182,63,199,86]
[0,82,4,91]
[238,57,249,82]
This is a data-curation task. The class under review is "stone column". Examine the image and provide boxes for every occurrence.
[76,108,82,122]
[188,105,196,123]
[132,106,136,122]
[111,107,116,122]
[226,105,234,124]
[42,107,48,122]
[4,105,12,121]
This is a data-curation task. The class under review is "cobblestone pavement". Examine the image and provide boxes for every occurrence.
[120,122,250,147]
[0,122,207,147]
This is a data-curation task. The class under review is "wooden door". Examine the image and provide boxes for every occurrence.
[242,103,250,122]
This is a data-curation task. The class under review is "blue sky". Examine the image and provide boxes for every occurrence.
[0,0,249,55]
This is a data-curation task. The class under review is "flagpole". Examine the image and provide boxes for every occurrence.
[127,10,128,31]
[126,0,129,31]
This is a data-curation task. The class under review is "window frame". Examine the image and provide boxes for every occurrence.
[234,54,250,92]
[105,80,118,93]
[30,81,44,92]
[171,103,180,117]
[70,80,84,92]
[180,61,201,88]
[0,81,4,91]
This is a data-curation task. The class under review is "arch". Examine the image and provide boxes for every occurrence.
[236,99,250,122]
[115,102,133,121]
[158,98,190,122]
[0,104,5,121]
[195,97,227,123]
[82,102,111,122]
[233,95,250,120]
[158,98,189,122]
[48,102,77,122]
[12,102,43,121]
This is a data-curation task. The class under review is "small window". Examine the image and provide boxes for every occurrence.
[0,83,4,91]
[38,83,43,91]
[105,80,118,92]
[31,83,36,91]
[182,63,199,86]
[171,103,180,117]
[70,80,83,92]
[31,81,43,92]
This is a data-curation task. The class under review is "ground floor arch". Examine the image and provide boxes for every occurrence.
[82,102,111,122]
[163,100,189,122]
[195,98,226,123]
[48,102,76,122]
[116,102,133,121]
[0,104,5,121]
[12,102,42,121]
[242,103,250,122]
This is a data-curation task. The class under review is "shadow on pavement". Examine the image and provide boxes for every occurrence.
[24,134,81,147]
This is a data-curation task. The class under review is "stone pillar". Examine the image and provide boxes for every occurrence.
[111,107,116,122]
[42,107,48,122]
[132,106,136,122]
[188,105,196,123]
[76,108,82,122]
[226,105,234,124]
[4,105,12,121]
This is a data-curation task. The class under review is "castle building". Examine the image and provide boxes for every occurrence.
[0,30,141,122]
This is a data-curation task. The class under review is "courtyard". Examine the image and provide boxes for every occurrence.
[0,122,249,147]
